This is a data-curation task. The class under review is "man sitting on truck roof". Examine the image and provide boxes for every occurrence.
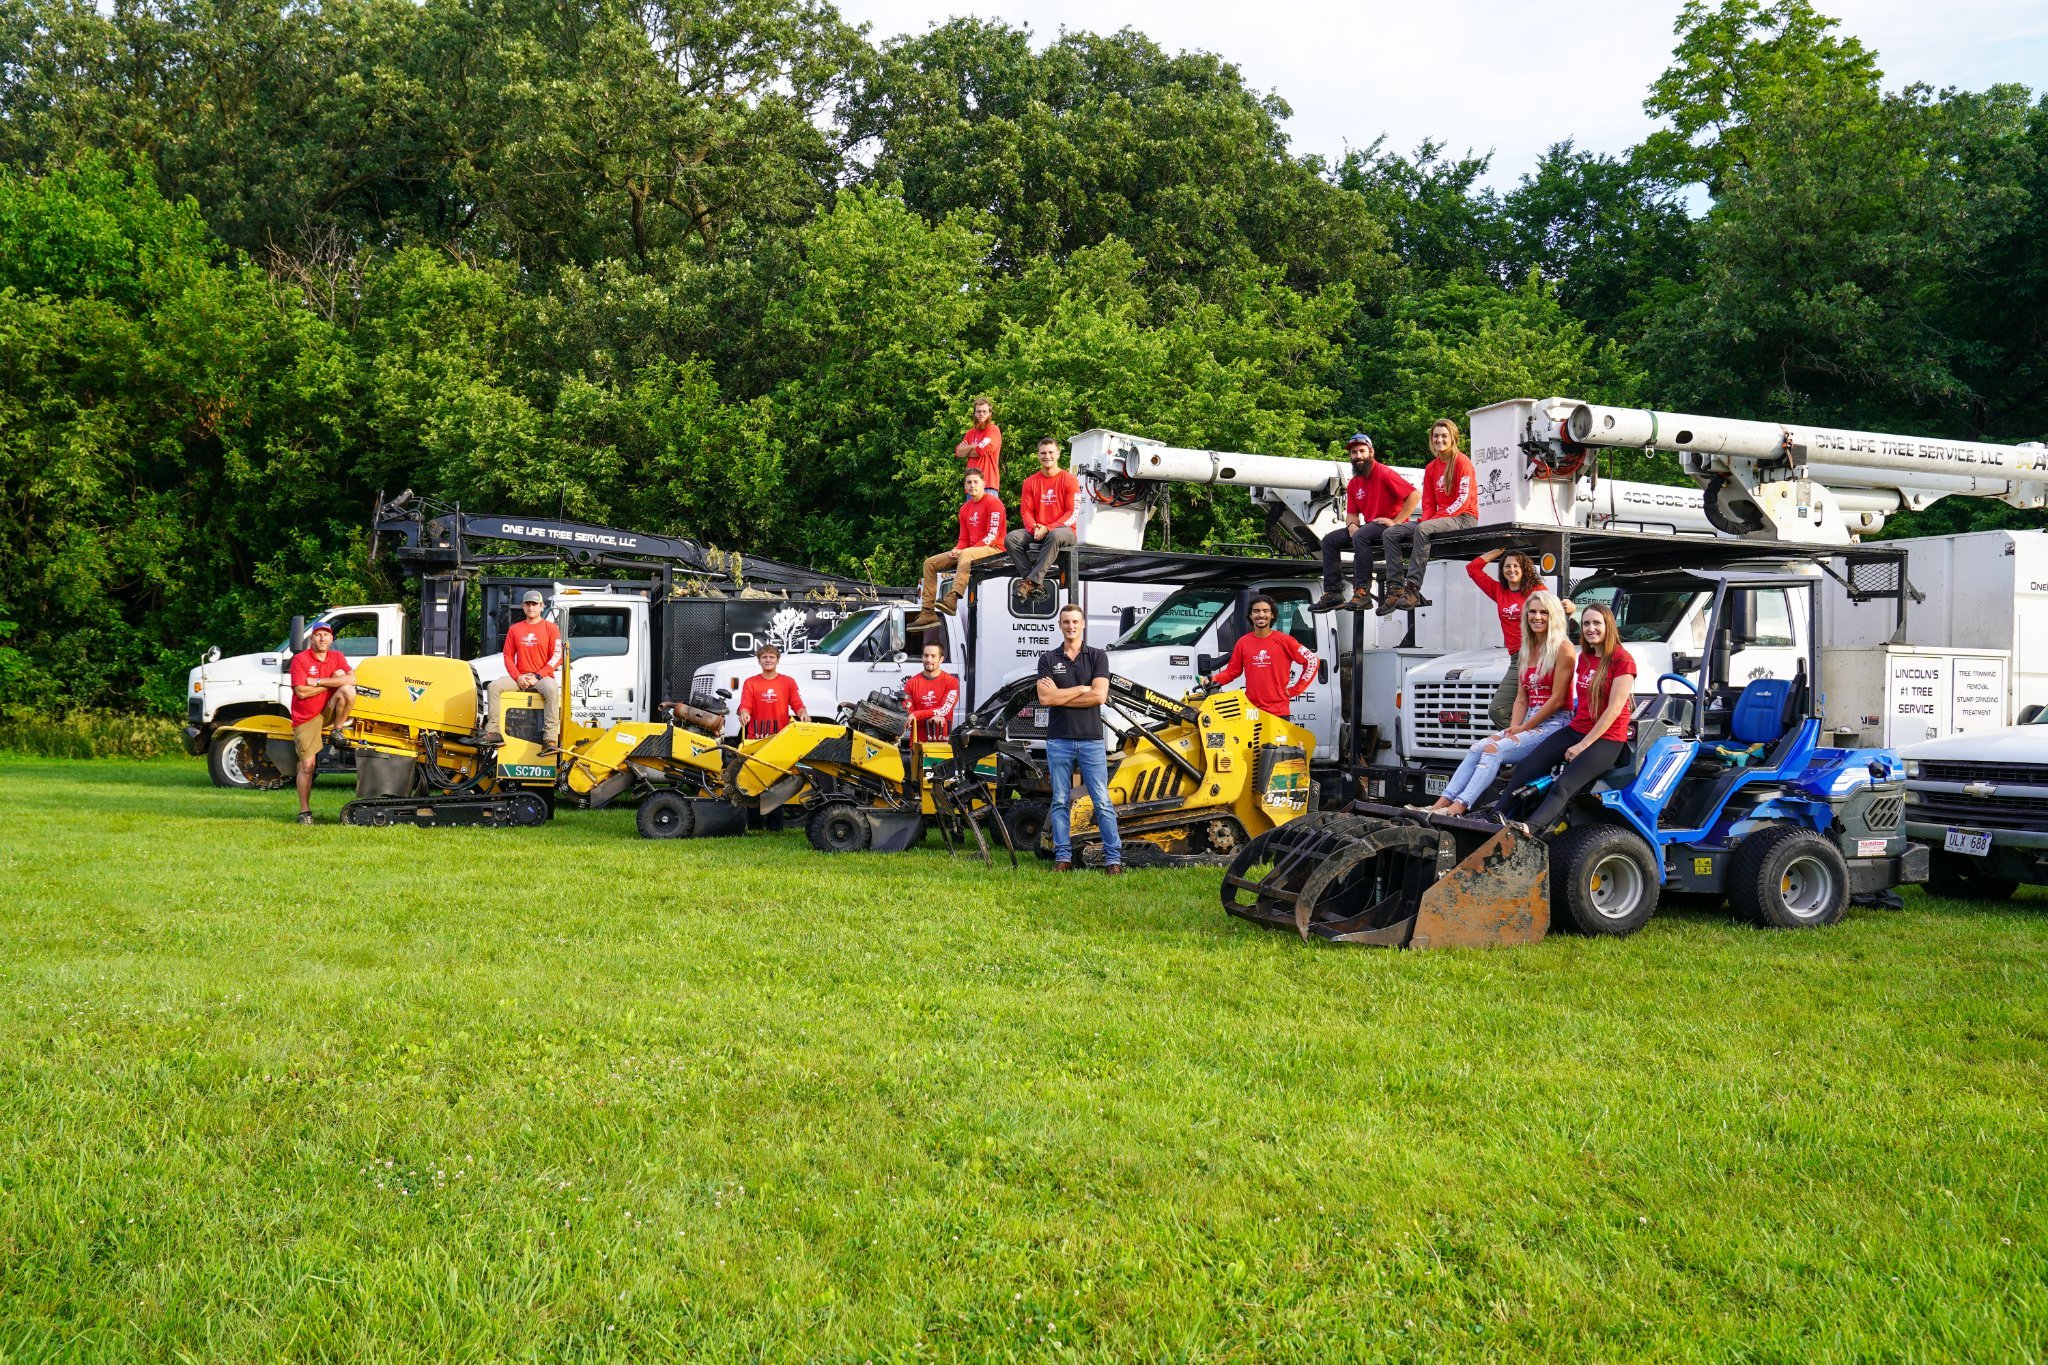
[483,589,562,748]
[289,621,355,825]
[1312,433,1419,614]
[903,642,961,741]
[1006,437,1080,598]
[911,468,1007,630]
[1205,594,1317,720]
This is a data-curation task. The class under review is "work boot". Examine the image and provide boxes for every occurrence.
[1052,860,1075,873]
[1347,586,1376,611]
[1102,864,1125,877]
[908,608,941,630]
[1018,578,1043,599]
[936,590,960,616]
[1374,587,1408,616]
[1309,590,1346,613]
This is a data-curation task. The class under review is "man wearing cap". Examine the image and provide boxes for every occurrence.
[289,621,355,824]
[1313,433,1419,613]
[484,590,562,747]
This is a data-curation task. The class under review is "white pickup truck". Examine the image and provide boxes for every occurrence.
[1902,703,2048,900]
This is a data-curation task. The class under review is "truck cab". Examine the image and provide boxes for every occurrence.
[184,603,407,787]
[469,582,654,732]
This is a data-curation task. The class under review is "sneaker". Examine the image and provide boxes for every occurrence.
[296,810,315,825]
[1309,591,1346,613]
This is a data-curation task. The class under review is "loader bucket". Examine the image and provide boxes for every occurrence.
[1220,805,1549,949]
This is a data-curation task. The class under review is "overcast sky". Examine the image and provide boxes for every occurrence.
[832,0,2048,185]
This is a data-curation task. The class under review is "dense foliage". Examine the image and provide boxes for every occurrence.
[0,0,2041,712]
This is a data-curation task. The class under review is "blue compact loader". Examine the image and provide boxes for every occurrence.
[1222,569,1926,947]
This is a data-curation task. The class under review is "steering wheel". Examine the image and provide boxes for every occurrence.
[1656,672,1700,697]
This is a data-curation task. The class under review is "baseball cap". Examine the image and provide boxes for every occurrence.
[308,620,335,635]
[1345,432,1374,451]
[521,589,545,605]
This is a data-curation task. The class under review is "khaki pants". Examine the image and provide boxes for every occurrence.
[920,545,1003,607]
[293,689,351,764]
[487,674,562,743]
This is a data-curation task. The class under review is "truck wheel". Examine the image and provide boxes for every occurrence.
[636,791,695,840]
[207,732,277,789]
[1925,850,2018,902]
[807,804,872,854]
[1550,823,1660,937]
[1730,827,1849,928]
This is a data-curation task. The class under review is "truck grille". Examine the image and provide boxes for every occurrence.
[1918,760,2048,788]
[1408,679,1497,751]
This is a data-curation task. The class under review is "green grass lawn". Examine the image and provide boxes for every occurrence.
[2,757,2044,1361]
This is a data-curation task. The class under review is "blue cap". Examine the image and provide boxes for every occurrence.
[1345,432,1374,451]
[308,620,335,635]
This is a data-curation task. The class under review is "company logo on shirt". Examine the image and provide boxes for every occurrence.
[1503,602,1523,621]
[518,629,540,645]
[1251,648,1272,668]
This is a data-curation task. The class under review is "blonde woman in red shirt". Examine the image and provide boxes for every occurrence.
[1380,418,1479,615]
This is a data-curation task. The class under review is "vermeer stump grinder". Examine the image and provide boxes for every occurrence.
[337,655,563,826]
[945,676,1317,868]
[721,689,1016,860]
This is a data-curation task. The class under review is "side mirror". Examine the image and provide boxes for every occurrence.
[289,615,307,652]
[1197,653,1224,675]
[1118,607,1137,634]
[204,645,221,664]
[1672,652,1699,674]
[2020,703,2043,726]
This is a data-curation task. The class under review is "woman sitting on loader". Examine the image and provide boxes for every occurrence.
[1419,589,1575,818]
[1500,601,1638,835]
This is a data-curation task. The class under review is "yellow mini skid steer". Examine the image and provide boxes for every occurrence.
[337,655,562,827]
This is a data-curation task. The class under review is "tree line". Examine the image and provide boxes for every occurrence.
[0,0,2041,713]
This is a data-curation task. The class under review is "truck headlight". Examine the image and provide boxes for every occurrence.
[1903,759,1919,779]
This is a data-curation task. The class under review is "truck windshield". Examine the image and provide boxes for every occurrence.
[811,611,880,656]
[1574,579,1706,645]
[1113,587,1235,648]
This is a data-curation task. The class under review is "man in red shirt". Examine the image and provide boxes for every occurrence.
[902,643,961,741]
[1312,433,1419,613]
[1206,595,1317,719]
[736,644,808,739]
[484,589,562,746]
[954,397,1003,489]
[1004,436,1080,597]
[911,469,1007,630]
[289,620,355,824]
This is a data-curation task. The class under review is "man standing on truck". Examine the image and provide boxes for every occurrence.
[1205,594,1317,720]
[1038,602,1123,875]
[290,621,355,825]
[903,642,961,741]
[1005,436,1080,598]
[954,397,1003,489]
[911,468,1007,630]
[484,589,562,748]
[1312,434,1419,613]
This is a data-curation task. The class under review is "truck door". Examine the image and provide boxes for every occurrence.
[843,606,922,700]
[320,609,389,662]
[557,589,652,728]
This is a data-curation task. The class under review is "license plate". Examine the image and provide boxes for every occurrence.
[1944,828,1992,857]
[1424,772,1448,796]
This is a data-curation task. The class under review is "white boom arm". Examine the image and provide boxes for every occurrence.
[1067,426,1723,549]
[1554,400,2047,544]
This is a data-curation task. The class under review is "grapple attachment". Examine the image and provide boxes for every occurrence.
[1220,807,1549,948]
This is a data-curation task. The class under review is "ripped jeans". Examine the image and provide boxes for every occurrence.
[1441,711,1570,808]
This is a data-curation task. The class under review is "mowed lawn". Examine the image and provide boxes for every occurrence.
[1,759,2044,1361]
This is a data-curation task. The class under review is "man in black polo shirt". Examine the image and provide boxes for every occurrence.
[1036,602,1123,874]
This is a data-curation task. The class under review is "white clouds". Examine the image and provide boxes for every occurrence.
[835,0,2047,184]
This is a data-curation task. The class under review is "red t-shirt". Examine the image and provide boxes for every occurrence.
[956,422,1003,487]
[288,648,353,725]
[956,492,1007,550]
[739,673,803,738]
[1020,470,1079,532]
[1420,453,1479,520]
[502,618,562,680]
[1212,630,1316,718]
[1345,462,1415,522]
[1569,645,1637,742]
[1467,557,1534,651]
[903,671,961,739]
[1523,657,1561,714]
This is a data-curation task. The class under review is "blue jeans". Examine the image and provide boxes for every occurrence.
[1443,712,1570,808]
[1047,737,1120,865]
